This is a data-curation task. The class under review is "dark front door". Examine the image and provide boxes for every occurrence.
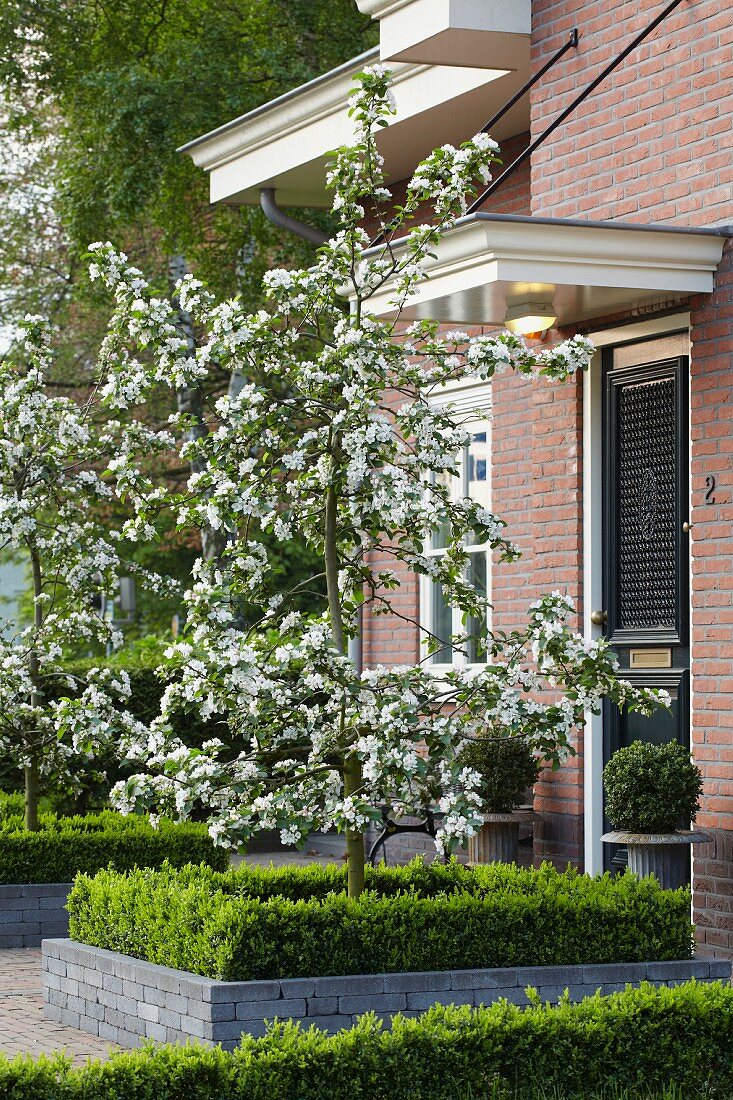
[601,344,690,873]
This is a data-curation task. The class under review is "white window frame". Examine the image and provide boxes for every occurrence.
[419,379,493,673]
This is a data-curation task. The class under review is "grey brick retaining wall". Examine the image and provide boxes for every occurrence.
[42,938,732,1050]
[0,885,70,948]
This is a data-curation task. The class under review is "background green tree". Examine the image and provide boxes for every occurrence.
[0,0,373,632]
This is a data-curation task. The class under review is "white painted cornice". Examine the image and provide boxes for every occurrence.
[361,215,726,326]
[180,52,525,208]
[357,0,412,16]
[357,0,531,68]
[180,49,381,172]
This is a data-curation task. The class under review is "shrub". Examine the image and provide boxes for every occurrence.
[604,741,703,833]
[0,792,25,822]
[1,649,228,814]
[0,981,731,1099]
[0,810,228,884]
[458,737,541,812]
[68,859,693,980]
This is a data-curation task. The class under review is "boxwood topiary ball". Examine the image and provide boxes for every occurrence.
[458,736,541,814]
[603,740,702,834]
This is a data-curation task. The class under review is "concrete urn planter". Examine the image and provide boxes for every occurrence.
[468,811,535,865]
[601,830,713,890]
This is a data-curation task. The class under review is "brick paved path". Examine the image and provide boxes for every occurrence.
[0,949,117,1064]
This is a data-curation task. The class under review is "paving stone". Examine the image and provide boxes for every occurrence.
[158,1007,182,1029]
[208,1019,250,1041]
[236,997,306,1021]
[450,968,519,989]
[582,964,646,984]
[187,998,235,1022]
[178,1014,208,1038]
[299,1014,354,1033]
[121,979,145,1000]
[406,989,474,1010]
[102,972,123,995]
[313,975,384,997]
[383,970,451,993]
[339,993,406,1014]
[206,979,280,1003]
[277,978,315,999]
[646,960,712,980]
[145,1021,168,1042]
[143,986,188,1012]
[236,1020,269,1039]
[306,996,339,1015]
[177,976,209,1001]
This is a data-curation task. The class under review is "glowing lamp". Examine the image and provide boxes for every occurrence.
[504,301,557,339]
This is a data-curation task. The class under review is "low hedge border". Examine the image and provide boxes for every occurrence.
[16,982,733,1099]
[68,860,694,980]
[0,810,228,884]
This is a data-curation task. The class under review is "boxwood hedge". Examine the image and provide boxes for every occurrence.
[68,859,694,980]
[0,981,731,1099]
[0,808,228,884]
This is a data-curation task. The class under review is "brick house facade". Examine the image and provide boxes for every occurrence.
[184,0,733,954]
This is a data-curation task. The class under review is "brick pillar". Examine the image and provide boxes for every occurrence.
[690,239,733,957]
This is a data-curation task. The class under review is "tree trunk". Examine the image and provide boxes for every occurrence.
[25,545,44,831]
[343,755,366,898]
[24,762,40,832]
[324,480,365,898]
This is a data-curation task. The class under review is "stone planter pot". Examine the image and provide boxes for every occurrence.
[468,811,535,865]
[601,830,713,890]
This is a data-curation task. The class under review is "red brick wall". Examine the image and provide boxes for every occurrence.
[528,370,586,866]
[530,0,733,225]
[474,132,532,217]
[689,240,733,956]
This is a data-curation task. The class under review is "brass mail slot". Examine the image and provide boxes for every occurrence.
[629,648,672,669]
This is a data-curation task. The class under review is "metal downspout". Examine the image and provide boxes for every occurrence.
[259,188,328,247]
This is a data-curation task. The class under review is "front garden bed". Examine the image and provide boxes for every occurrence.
[45,858,731,1047]
[0,808,227,947]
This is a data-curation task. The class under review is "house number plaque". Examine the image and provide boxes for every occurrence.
[629,648,672,669]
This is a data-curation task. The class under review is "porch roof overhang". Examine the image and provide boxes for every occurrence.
[356,0,532,70]
[178,47,530,209]
[361,214,727,326]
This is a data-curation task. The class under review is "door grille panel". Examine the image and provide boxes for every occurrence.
[616,376,677,630]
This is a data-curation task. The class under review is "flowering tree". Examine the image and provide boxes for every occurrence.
[0,319,173,829]
[87,69,664,897]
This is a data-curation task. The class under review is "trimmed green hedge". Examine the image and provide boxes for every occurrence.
[0,810,228,884]
[68,859,694,980]
[0,792,25,822]
[0,982,731,1099]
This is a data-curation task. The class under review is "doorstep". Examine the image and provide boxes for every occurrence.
[42,939,732,1050]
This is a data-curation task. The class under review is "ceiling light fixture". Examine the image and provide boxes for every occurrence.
[504,300,557,339]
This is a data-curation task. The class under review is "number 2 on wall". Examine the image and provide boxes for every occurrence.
[705,475,716,504]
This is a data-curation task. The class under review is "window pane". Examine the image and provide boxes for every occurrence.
[431,467,456,550]
[466,428,490,545]
[466,552,488,664]
[431,580,453,663]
